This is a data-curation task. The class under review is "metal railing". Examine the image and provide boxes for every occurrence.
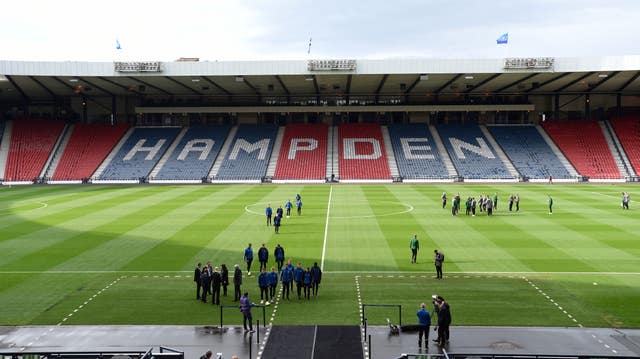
[219,304,267,329]
[361,303,402,341]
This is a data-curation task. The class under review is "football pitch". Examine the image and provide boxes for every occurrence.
[0,184,639,329]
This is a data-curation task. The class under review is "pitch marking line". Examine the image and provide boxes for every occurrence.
[321,185,333,271]
[354,276,368,359]
[591,191,637,203]
[256,282,282,359]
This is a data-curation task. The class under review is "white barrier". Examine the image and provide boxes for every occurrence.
[272,179,326,184]
[2,181,33,185]
[92,180,140,184]
[48,180,83,185]
[149,179,202,184]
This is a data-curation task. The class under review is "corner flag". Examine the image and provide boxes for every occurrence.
[496,33,508,45]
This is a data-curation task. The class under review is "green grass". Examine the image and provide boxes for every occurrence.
[0,184,638,328]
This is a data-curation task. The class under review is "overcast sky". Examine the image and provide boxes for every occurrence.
[2,0,639,62]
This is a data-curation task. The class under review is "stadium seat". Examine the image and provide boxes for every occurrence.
[154,125,230,180]
[53,124,129,180]
[216,125,278,180]
[99,127,181,180]
[338,124,391,180]
[488,125,571,179]
[436,124,511,179]
[5,119,65,181]
[274,124,327,180]
[609,117,640,175]
[388,124,448,179]
[542,120,620,179]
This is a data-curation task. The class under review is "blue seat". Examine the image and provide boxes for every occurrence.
[488,126,571,179]
[155,125,230,180]
[100,127,181,180]
[216,125,278,180]
[437,124,511,179]
[388,124,448,179]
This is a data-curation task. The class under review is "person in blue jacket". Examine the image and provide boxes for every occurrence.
[265,204,273,226]
[273,215,281,234]
[293,263,305,300]
[302,267,313,300]
[296,199,303,216]
[274,244,285,271]
[244,243,253,276]
[417,303,431,348]
[258,268,269,304]
[285,200,292,217]
[258,244,269,271]
[268,266,278,301]
[280,263,292,300]
[310,262,322,297]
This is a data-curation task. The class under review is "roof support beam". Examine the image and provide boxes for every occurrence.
[404,75,422,94]
[435,74,462,94]
[553,72,595,92]
[345,74,352,103]
[375,74,389,103]
[274,75,289,96]
[617,71,640,92]
[587,71,619,92]
[201,77,231,96]
[165,77,203,96]
[241,78,261,96]
[525,72,571,93]
[5,75,30,103]
[127,77,172,95]
[312,75,320,103]
[464,73,501,93]
[52,76,111,112]
[495,73,538,93]
[96,76,142,96]
[28,76,57,100]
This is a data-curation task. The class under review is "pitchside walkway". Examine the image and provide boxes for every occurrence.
[1,325,639,358]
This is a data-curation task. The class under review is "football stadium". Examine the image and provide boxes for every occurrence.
[2,3,640,359]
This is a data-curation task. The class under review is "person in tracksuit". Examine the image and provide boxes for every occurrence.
[258,244,269,271]
[274,244,285,271]
[268,267,278,301]
[244,244,253,276]
[303,267,313,300]
[280,263,292,300]
[285,200,292,217]
[285,260,295,292]
[265,204,273,226]
[417,303,431,348]
[294,263,305,300]
[258,268,269,304]
[310,262,322,297]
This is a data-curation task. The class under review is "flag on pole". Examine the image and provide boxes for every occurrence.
[496,33,508,45]
[116,39,122,50]
[307,37,312,54]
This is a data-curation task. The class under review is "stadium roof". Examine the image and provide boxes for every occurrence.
[1,56,639,103]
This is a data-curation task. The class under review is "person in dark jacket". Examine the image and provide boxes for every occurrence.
[258,244,269,271]
[285,260,295,292]
[434,297,451,346]
[293,263,305,300]
[221,264,229,297]
[273,215,281,234]
[200,267,210,303]
[280,263,292,300]
[233,264,242,301]
[268,266,278,301]
[258,268,269,303]
[240,292,255,333]
[244,244,254,276]
[302,267,312,300]
[274,244,285,271]
[194,262,202,300]
[210,266,222,305]
[310,262,322,296]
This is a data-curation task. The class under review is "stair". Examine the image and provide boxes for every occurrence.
[40,124,72,179]
[148,126,189,179]
[0,120,13,180]
[381,126,400,177]
[479,125,520,179]
[536,125,579,177]
[325,125,333,179]
[208,126,238,178]
[44,124,74,179]
[265,126,285,177]
[261,326,363,359]
[332,126,340,180]
[600,120,634,178]
[92,126,134,179]
[428,125,458,178]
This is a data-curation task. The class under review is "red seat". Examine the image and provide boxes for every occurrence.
[274,124,327,180]
[610,117,640,175]
[338,124,391,180]
[5,119,65,181]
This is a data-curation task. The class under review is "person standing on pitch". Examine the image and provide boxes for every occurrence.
[416,303,431,349]
[441,192,447,209]
[194,262,202,300]
[486,196,493,216]
[258,244,269,271]
[274,214,281,234]
[515,194,520,212]
[274,244,285,271]
[200,267,211,303]
[435,297,451,346]
[622,192,630,210]
[410,234,419,264]
[294,262,305,300]
[434,250,444,279]
[285,200,292,217]
[221,264,229,297]
[303,267,312,300]
[296,198,303,216]
[493,192,498,210]
[233,264,242,301]
[268,266,278,301]
[244,243,253,276]
[508,194,514,212]
[210,266,222,305]
[548,195,553,214]
[280,262,292,300]
[265,204,273,226]
[276,206,284,220]
[311,262,322,297]
[285,260,295,292]
[258,268,269,304]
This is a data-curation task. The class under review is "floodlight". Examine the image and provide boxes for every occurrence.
[464,75,474,80]
[69,78,79,82]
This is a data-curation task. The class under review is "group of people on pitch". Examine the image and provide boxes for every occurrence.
[443,192,517,217]
[265,194,303,234]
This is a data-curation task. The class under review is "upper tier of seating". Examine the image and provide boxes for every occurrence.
[388,124,448,179]
[99,127,181,180]
[437,124,511,179]
[609,117,640,175]
[274,124,327,180]
[338,124,390,180]
[154,125,230,180]
[5,119,65,181]
[542,120,620,179]
[216,125,278,180]
[52,124,129,180]
[488,125,571,179]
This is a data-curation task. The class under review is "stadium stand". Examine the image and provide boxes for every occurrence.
[338,124,391,181]
[437,124,512,179]
[609,117,640,176]
[542,120,620,179]
[99,127,181,180]
[215,125,278,181]
[388,124,449,179]
[52,124,129,180]
[488,125,572,179]
[274,124,327,181]
[4,119,65,181]
[153,125,230,180]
